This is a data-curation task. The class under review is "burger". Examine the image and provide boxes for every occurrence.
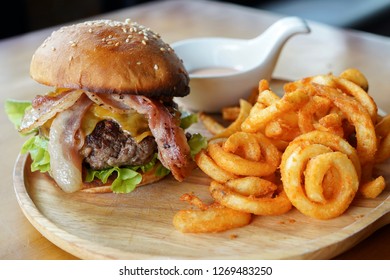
[7,19,205,193]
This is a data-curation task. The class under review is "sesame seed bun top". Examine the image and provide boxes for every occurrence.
[30,19,190,98]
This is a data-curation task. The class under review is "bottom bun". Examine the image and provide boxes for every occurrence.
[80,163,167,194]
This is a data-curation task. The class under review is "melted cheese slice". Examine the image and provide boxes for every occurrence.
[81,104,152,142]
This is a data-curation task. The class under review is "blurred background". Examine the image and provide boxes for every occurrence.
[1,0,390,39]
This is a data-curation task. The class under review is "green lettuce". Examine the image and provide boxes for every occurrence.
[155,163,171,177]
[180,111,199,129]
[85,153,169,193]
[21,136,51,173]
[85,167,142,194]
[180,112,208,157]
[5,99,50,173]
[188,133,207,158]
[4,99,32,131]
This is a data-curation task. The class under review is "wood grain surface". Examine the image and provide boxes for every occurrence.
[13,115,390,259]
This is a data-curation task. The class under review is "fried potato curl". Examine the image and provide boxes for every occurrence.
[198,132,291,216]
[173,193,252,233]
[175,68,388,233]
[280,132,360,219]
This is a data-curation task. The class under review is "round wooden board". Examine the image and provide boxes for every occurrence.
[13,151,390,260]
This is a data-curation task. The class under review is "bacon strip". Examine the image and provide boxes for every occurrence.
[19,90,84,134]
[48,95,93,192]
[84,91,134,114]
[103,93,195,181]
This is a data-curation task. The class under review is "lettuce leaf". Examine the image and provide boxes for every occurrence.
[131,153,158,173]
[180,111,207,157]
[188,133,208,158]
[180,111,198,129]
[155,163,171,177]
[4,99,32,131]
[21,136,51,173]
[85,153,169,193]
[85,167,142,194]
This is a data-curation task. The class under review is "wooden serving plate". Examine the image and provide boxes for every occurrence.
[13,143,390,259]
[11,80,390,259]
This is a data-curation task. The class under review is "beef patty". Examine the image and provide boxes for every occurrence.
[80,120,157,170]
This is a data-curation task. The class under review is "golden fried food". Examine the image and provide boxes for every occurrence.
[195,149,237,183]
[173,193,252,233]
[310,83,377,165]
[375,115,390,163]
[360,176,386,198]
[222,106,240,121]
[212,99,252,139]
[210,181,292,216]
[280,132,359,219]
[225,176,278,197]
[285,72,377,123]
[198,112,226,135]
[284,130,361,178]
[207,132,280,177]
[176,68,389,233]
[241,89,309,133]
[339,68,369,91]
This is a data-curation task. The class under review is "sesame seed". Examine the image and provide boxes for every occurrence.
[108,35,113,39]
[125,38,130,43]
[154,64,159,70]
[160,47,165,52]
[88,28,93,33]
[102,38,106,42]
[142,40,146,45]
[137,61,141,65]
[107,41,113,45]
[51,47,56,51]
[115,42,120,46]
